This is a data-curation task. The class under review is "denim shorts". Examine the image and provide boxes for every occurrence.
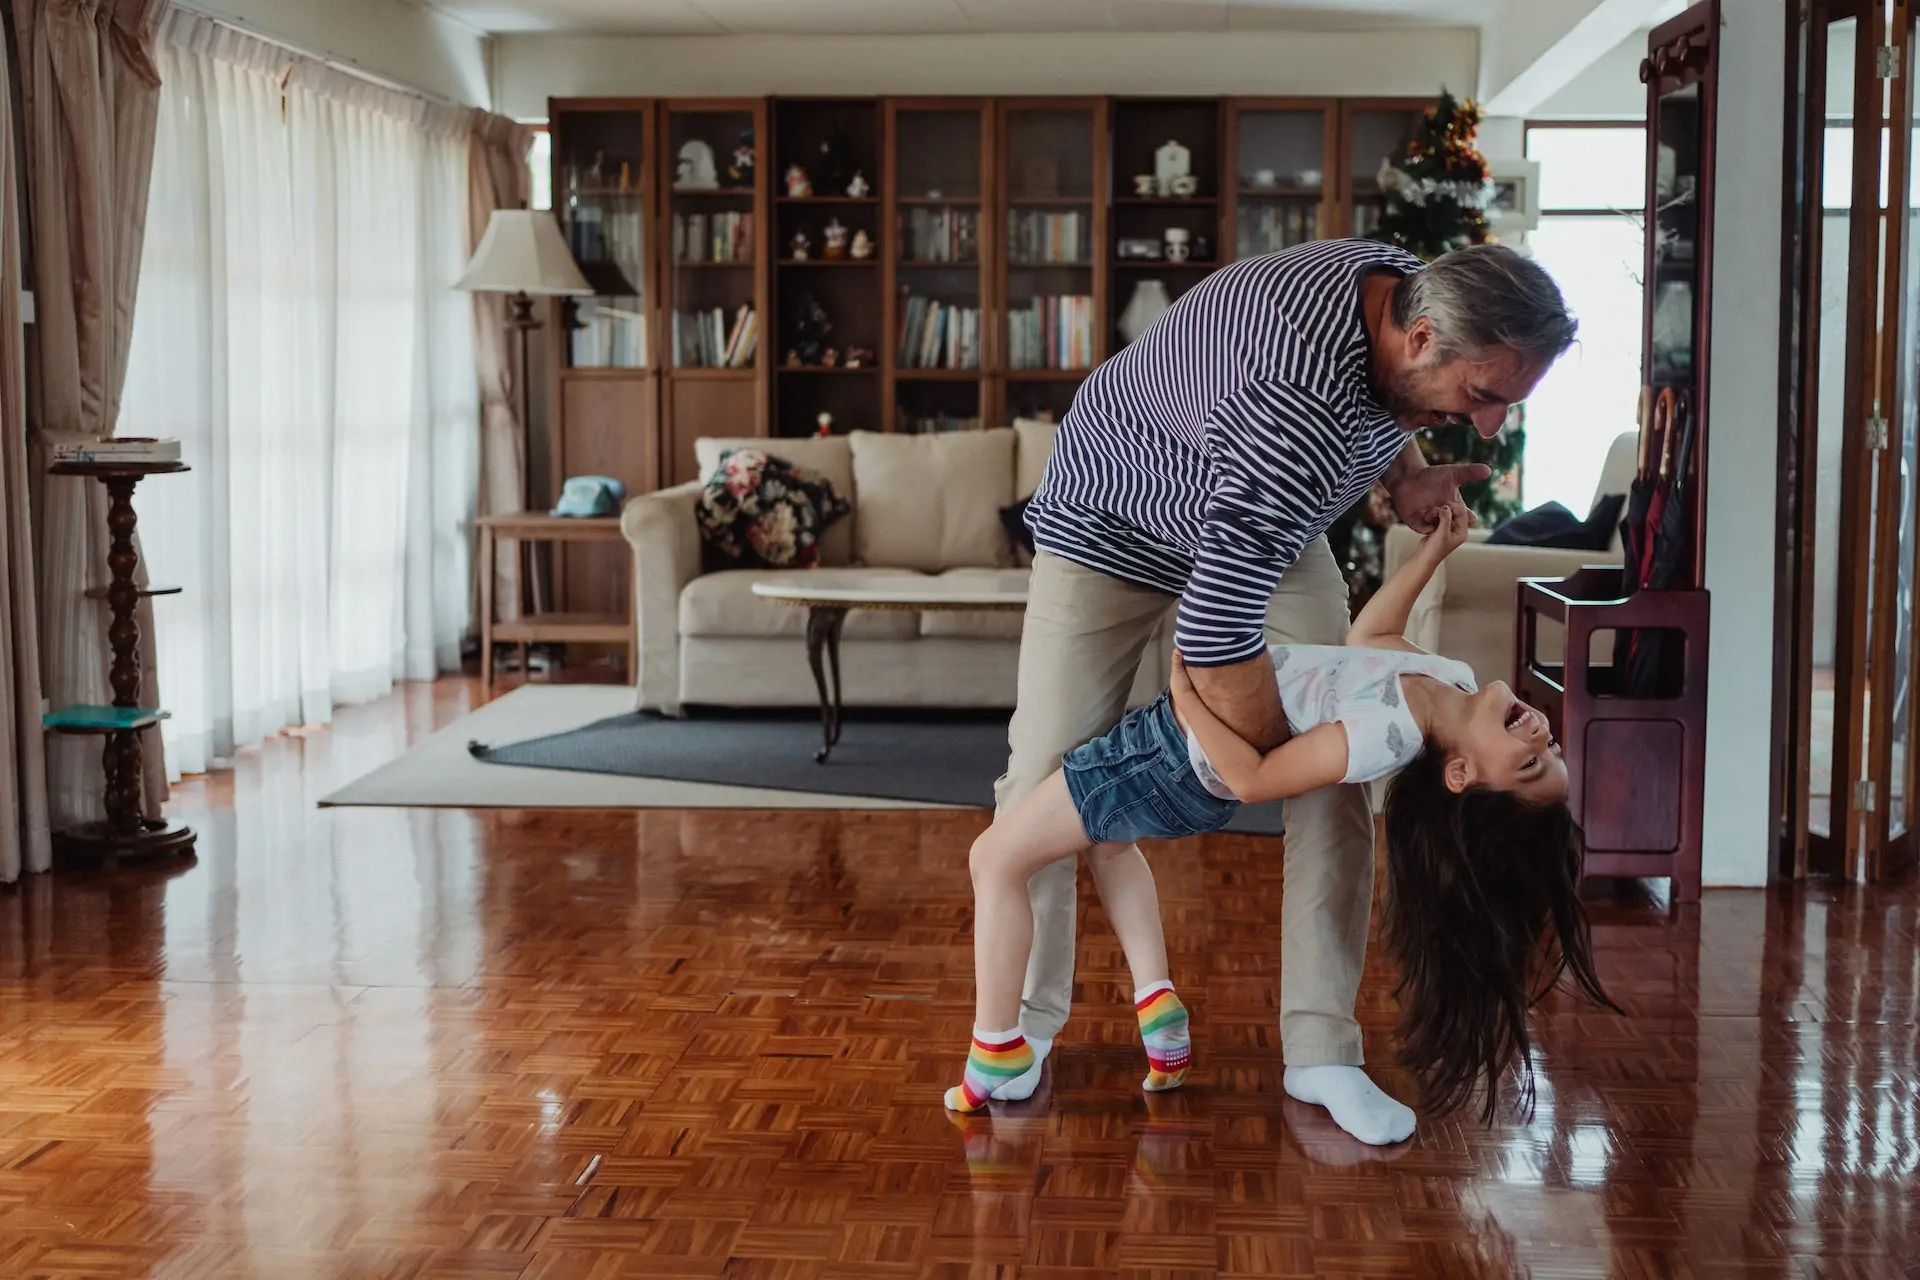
[1061,692,1241,844]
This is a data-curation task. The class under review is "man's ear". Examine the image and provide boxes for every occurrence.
[1443,753,1474,795]
[1403,315,1436,362]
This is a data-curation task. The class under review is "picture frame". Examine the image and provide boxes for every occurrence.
[1486,158,1541,234]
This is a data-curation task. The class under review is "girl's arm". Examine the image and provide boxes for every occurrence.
[1346,500,1470,654]
[1171,654,1349,803]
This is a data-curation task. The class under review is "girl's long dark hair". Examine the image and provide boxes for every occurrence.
[1381,750,1619,1123]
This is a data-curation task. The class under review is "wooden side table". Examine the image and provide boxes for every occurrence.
[45,459,196,867]
[477,513,636,697]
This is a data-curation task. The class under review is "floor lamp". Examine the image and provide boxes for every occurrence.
[456,208,593,613]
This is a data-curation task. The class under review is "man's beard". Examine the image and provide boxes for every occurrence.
[1377,364,1465,429]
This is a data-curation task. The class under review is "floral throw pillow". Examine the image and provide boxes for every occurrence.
[696,447,851,571]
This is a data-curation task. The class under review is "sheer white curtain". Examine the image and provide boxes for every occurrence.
[121,14,477,775]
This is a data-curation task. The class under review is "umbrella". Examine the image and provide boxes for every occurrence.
[1624,389,1697,696]
[1612,387,1673,685]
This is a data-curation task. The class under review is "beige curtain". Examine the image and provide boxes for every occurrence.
[2,10,52,883]
[13,0,168,829]
[468,110,534,624]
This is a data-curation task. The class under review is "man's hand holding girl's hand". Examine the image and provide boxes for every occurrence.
[1416,500,1472,562]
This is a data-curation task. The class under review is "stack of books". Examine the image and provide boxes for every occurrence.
[1008,210,1088,265]
[897,292,981,369]
[673,211,754,264]
[52,438,181,465]
[902,208,978,263]
[673,304,758,368]
[1007,295,1094,370]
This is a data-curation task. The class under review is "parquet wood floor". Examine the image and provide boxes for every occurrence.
[1,677,1917,1278]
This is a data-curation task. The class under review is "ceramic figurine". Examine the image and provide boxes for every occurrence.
[790,229,811,261]
[1133,174,1156,197]
[1169,174,1198,198]
[821,347,840,368]
[822,218,849,260]
[846,170,871,198]
[845,346,873,368]
[1153,138,1191,197]
[785,164,812,198]
[726,131,755,187]
[1163,227,1191,263]
[786,348,802,367]
[817,411,834,437]
[849,229,874,260]
[675,140,719,190]
[1118,279,1172,344]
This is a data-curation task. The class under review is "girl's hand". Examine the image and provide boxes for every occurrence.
[1417,500,1471,562]
[1170,650,1199,716]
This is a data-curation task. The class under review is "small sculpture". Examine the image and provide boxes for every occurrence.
[1169,174,1198,198]
[1153,138,1192,197]
[790,229,811,261]
[849,229,874,260]
[845,346,873,368]
[785,348,802,367]
[816,411,834,437]
[1133,173,1155,197]
[846,170,871,198]
[793,294,832,366]
[784,164,812,198]
[675,140,719,190]
[726,131,755,187]
[821,347,840,368]
[822,218,849,260]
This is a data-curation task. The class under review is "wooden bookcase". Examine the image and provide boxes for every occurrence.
[995,98,1108,425]
[885,99,993,434]
[661,98,770,484]
[771,97,885,439]
[548,98,660,615]
[1225,99,1338,259]
[1107,98,1224,353]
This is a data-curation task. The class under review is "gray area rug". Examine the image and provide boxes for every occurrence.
[468,710,1287,836]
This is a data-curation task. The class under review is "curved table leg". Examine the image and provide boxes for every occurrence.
[806,606,849,763]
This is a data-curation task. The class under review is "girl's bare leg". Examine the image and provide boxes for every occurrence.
[968,770,1094,1031]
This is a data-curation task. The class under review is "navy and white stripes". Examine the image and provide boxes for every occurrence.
[1026,239,1423,667]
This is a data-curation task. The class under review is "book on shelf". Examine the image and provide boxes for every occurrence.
[570,300,648,368]
[1008,210,1086,265]
[1237,203,1319,258]
[901,207,978,264]
[897,290,981,370]
[899,412,983,434]
[673,211,753,264]
[674,304,757,368]
[52,437,181,463]
[1007,294,1093,370]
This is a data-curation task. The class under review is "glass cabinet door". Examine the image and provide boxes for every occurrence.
[554,107,650,369]
[1231,104,1331,259]
[666,106,759,369]
[1344,104,1424,239]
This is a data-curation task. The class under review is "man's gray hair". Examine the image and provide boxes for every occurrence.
[1390,243,1577,366]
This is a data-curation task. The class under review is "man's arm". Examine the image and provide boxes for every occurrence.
[1177,380,1347,750]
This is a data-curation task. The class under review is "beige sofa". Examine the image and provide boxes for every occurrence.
[1381,431,1639,688]
[621,421,1171,714]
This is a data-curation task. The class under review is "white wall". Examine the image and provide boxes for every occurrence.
[183,0,492,107]
[1535,27,1649,119]
[492,28,1478,119]
[1701,0,1784,886]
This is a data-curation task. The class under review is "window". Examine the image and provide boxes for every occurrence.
[1521,124,1647,515]
[529,125,552,211]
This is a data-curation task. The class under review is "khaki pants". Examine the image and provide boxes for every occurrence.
[993,539,1375,1066]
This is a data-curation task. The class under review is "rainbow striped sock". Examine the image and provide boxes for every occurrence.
[943,1027,1039,1112]
[1135,982,1190,1092]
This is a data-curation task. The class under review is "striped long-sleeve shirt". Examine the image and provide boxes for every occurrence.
[1026,238,1423,667]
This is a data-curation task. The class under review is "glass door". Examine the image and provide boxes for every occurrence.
[1787,0,1911,879]
[1227,100,1334,259]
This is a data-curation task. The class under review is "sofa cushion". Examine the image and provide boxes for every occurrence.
[680,567,923,640]
[695,448,850,571]
[917,568,1030,641]
[696,435,856,566]
[850,428,1015,571]
[1013,416,1058,501]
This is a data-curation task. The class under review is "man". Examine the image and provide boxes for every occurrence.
[1003,238,1577,1145]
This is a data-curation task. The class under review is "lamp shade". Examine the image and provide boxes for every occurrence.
[455,209,594,296]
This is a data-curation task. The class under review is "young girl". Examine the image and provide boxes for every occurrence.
[947,503,1614,1125]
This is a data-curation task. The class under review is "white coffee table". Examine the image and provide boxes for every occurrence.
[752,572,1029,762]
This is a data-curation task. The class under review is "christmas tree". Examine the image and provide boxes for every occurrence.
[1330,88,1523,611]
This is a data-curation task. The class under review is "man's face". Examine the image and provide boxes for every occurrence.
[1377,318,1548,436]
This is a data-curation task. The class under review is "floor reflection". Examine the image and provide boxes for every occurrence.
[0,678,1913,1275]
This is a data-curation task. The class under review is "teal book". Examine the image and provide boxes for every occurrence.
[43,705,169,731]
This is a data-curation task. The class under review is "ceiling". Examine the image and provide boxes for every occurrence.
[431,0,1499,37]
